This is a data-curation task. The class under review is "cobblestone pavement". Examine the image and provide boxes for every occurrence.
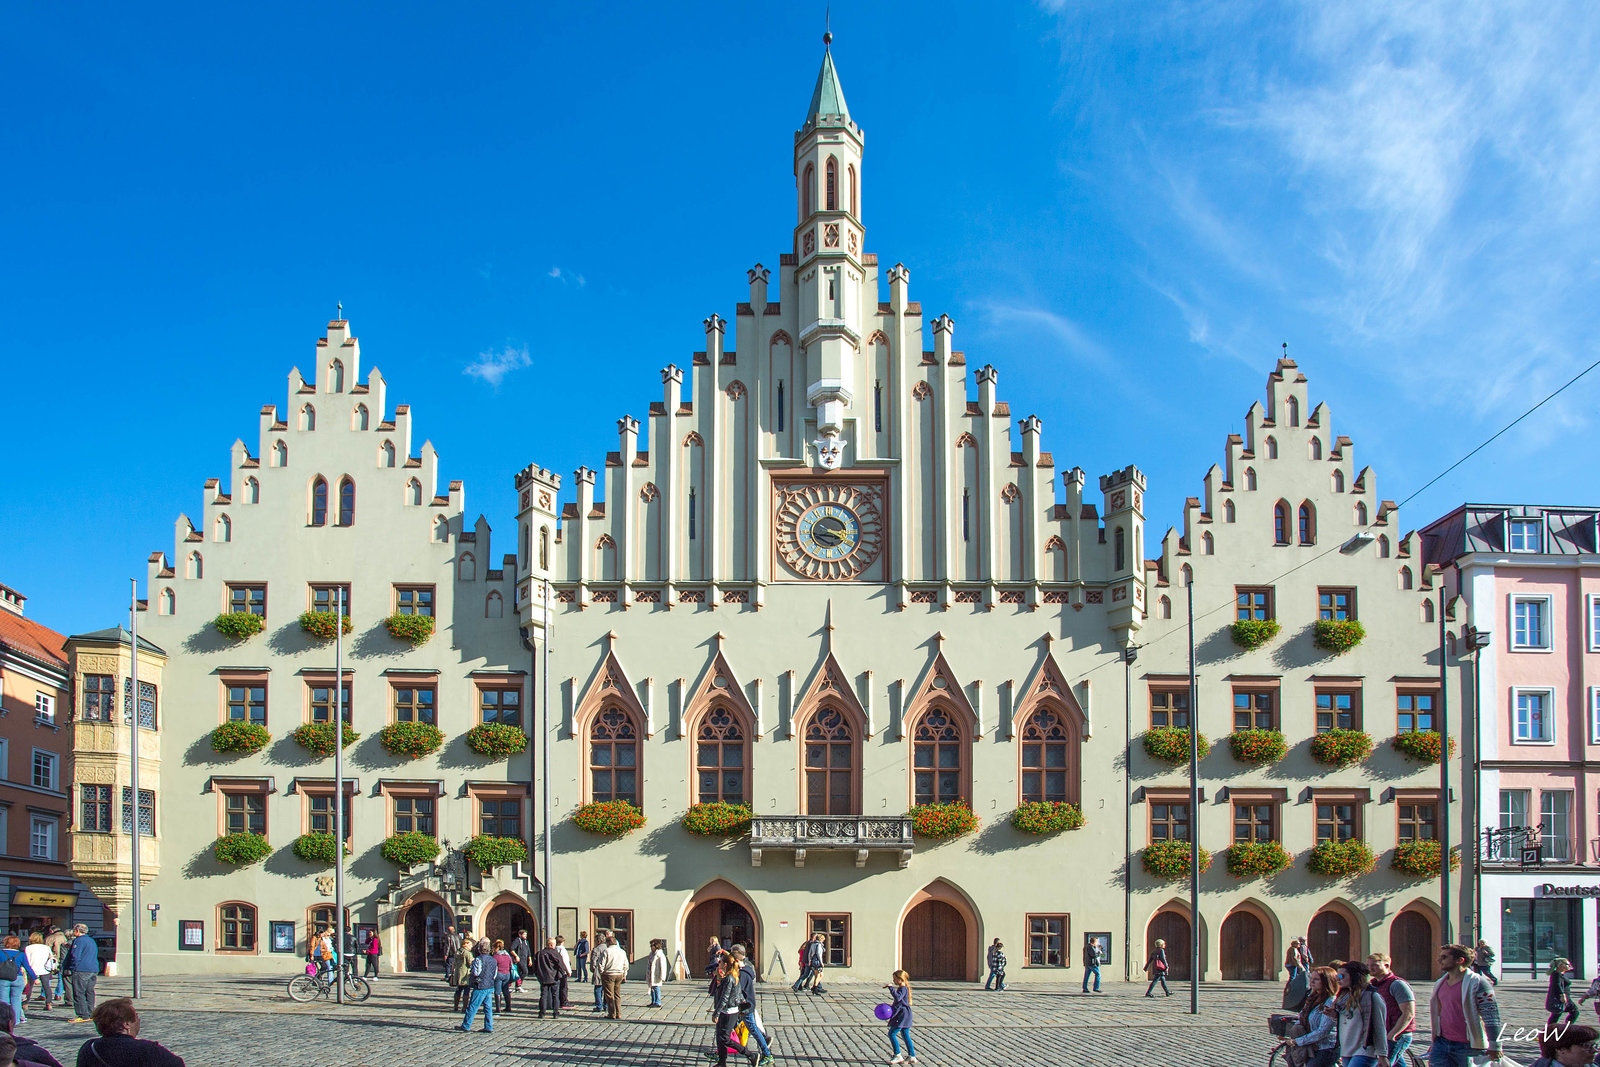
[13,972,1562,1066]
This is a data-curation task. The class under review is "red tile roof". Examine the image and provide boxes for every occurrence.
[0,610,68,670]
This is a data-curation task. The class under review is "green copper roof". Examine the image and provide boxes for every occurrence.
[806,48,851,126]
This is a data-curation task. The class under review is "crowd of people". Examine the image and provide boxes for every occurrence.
[0,925,102,1026]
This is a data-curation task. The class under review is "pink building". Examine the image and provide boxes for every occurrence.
[1424,504,1600,977]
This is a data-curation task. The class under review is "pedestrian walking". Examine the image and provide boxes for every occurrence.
[647,939,667,1009]
[598,934,629,1019]
[0,1001,66,1067]
[710,954,758,1067]
[443,924,463,976]
[1429,945,1504,1067]
[1532,1022,1600,1067]
[1330,960,1389,1067]
[1367,952,1416,1067]
[1470,941,1498,987]
[22,937,52,1013]
[590,929,609,1012]
[1277,966,1340,1067]
[459,939,497,1033]
[984,938,1006,991]
[555,935,572,1008]
[510,930,531,993]
[532,937,568,1019]
[77,999,184,1067]
[729,945,773,1067]
[492,939,515,1014]
[449,939,474,1013]
[1081,936,1103,994]
[705,936,723,978]
[1143,938,1170,997]
[791,934,826,995]
[0,938,34,1027]
[575,931,590,984]
[1549,958,1580,1029]
[884,968,918,1066]
[60,927,97,1024]
[364,931,381,980]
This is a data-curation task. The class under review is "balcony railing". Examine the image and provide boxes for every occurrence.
[749,815,914,869]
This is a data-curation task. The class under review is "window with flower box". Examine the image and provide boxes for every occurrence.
[1232,689,1276,731]
[1149,687,1190,728]
[1315,688,1361,732]
[227,583,267,617]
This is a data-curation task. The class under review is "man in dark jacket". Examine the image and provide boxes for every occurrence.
[530,938,569,1018]
[510,930,532,993]
[730,946,773,1067]
[1082,937,1103,993]
[62,926,98,1023]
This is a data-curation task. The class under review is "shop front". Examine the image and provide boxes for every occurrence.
[7,887,79,936]
[1486,876,1599,979]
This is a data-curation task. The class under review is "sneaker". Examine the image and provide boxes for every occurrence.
[889,1057,906,1066]
[908,1059,918,1066]
[759,1057,775,1067]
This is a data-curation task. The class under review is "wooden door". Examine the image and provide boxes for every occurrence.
[1148,911,1192,981]
[1221,911,1265,980]
[1309,910,1352,967]
[404,903,431,972]
[902,900,967,980]
[1390,911,1433,981]
[486,902,536,950]
[686,900,721,974]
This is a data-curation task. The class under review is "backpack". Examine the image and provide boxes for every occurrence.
[0,953,19,982]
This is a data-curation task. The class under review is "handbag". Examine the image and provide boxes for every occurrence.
[1153,957,1168,973]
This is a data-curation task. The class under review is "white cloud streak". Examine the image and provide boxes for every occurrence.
[463,344,532,388]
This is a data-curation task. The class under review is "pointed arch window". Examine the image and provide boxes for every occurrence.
[186,552,203,580]
[1298,502,1316,545]
[1355,502,1369,526]
[328,359,344,393]
[1244,467,1257,491]
[272,441,287,467]
[912,707,967,805]
[1202,532,1214,555]
[1377,534,1390,558]
[380,440,395,468]
[1287,395,1300,426]
[485,591,504,619]
[695,706,748,805]
[215,514,231,542]
[847,164,857,216]
[244,477,259,503]
[457,552,476,581]
[310,477,329,526]
[802,164,814,218]
[1332,469,1345,493]
[1158,595,1171,619]
[158,588,175,615]
[1310,438,1323,460]
[433,516,449,542]
[1399,566,1414,590]
[352,404,369,430]
[299,404,316,431]
[825,157,837,211]
[406,478,422,506]
[1265,436,1278,459]
[1180,563,1193,586]
[1273,501,1290,545]
[1223,499,1235,523]
[338,477,355,526]
[803,708,857,815]
[1020,706,1075,804]
[589,708,639,805]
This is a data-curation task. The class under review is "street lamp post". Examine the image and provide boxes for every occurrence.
[1438,586,1452,945]
[1464,625,1492,943]
[1123,644,1138,985]
[1186,577,1199,1015]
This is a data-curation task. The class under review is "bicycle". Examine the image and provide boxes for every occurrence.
[287,966,371,1002]
[1266,1014,1424,1067]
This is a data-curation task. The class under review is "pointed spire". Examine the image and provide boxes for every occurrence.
[805,34,851,129]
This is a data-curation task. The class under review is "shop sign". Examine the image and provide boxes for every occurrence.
[1539,884,1600,897]
[11,889,79,909]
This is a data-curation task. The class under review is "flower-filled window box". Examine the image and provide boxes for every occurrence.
[1225,840,1293,879]
[378,721,444,760]
[1141,839,1212,880]
[1390,731,1456,765]
[290,832,351,867]
[1313,619,1366,655]
[1228,728,1287,764]
[298,610,353,641]
[1144,725,1211,765]
[213,612,264,641]
[384,612,435,645]
[1230,619,1281,651]
[1310,729,1373,767]
[210,721,271,755]
[1391,839,1462,878]
[464,722,528,759]
[681,802,753,836]
[463,834,529,869]
[291,721,360,757]
[1307,838,1377,877]
[907,802,979,839]
[1010,801,1085,834]
[381,831,441,867]
[572,801,647,836]
[213,832,272,866]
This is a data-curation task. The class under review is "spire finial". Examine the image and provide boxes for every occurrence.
[337,301,343,320]
[1282,341,1289,358]
[824,5,831,47]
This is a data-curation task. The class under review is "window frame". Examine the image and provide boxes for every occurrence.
[1541,789,1574,863]
[1393,789,1441,844]
[220,672,269,726]
[303,785,355,845]
[1311,789,1367,842]
[1396,688,1438,734]
[220,785,269,837]
[470,784,526,839]
[309,583,352,615]
[380,781,443,837]
[31,748,58,791]
[1314,686,1363,733]
[908,704,970,807]
[29,815,57,860]
[1590,688,1600,746]
[1231,688,1277,731]
[217,901,259,954]
[800,706,861,816]
[1018,704,1078,806]
[226,582,268,617]
[1508,518,1543,553]
[1511,686,1556,745]
[1318,587,1356,621]
[587,706,642,806]
[393,584,436,617]
[305,676,354,725]
[80,783,113,834]
[82,673,116,721]
[476,682,523,727]
[691,703,751,806]
[1588,594,1600,653]
[1229,790,1287,844]
[1025,913,1069,968]
[1510,594,1554,652]
[1235,586,1275,622]
[1494,789,1531,863]
[34,691,55,725]
[1146,792,1192,844]
[1149,686,1190,729]
[806,912,851,967]
[390,681,437,725]
[590,910,634,958]
[120,786,155,837]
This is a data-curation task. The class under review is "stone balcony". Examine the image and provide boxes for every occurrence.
[749,815,914,869]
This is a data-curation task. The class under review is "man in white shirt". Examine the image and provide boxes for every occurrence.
[555,935,573,1007]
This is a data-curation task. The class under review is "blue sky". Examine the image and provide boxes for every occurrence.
[5,1,1597,636]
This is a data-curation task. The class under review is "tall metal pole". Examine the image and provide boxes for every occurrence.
[129,580,142,999]
[1186,578,1199,1015]
[334,587,346,1004]
[541,578,552,942]
[1123,645,1136,984]
[1438,586,1452,944]
[1472,638,1485,944]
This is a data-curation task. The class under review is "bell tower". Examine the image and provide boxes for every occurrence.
[794,32,865,470]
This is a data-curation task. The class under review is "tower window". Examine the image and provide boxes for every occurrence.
[874,380,883,432]
[802,164,814,218]
[777,382,785,433]
[848,164,857,216]
[962,489,970,543]
[826,158,837,211]
[689,488,697,541]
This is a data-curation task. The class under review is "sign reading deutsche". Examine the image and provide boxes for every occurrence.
[1540,884,1600,897]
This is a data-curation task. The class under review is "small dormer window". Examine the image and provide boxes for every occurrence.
[1509,518,1542,553]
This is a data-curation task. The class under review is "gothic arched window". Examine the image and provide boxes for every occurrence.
[1266,436,1278,459]
[825,157,837,211]
[300,404,316,431]
[912,707,966,805]
[380,440,395,468]
[1298,502,1316,545]
[1273,501,1290,545]
[802,164,814,218]
[352,404,369,430]
[695,706,747,804]
[310,477,329,526]
[338,477,355,526]
[407,478,422,506]
[803,708,857,815]
[848,164,857,215]
[1020,706,1075,804]
[1223,499,1235,523]
[244,477,259,503]
[1244,467,1257,491]
[589,708,639,805]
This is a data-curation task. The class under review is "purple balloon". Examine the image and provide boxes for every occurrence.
[874,1003,894,1021]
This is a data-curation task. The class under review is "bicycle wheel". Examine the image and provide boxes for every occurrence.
[287,975,320,1002]
[346,977,371,1002]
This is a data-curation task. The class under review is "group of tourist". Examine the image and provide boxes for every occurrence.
[305,925,381,982]
[0,998,184,1066]
[446,924,633,1031]
[0,925,101,1026]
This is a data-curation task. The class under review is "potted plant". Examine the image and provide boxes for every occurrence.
[463,834,529,868]
[1010,801,1085,834]
[298,610,353,641]
[906,802,979,839]
[378,721,445,759]
[1313,619,1366,655]
[464,722,528,759]
[571,801,647,836]
[291,721,360,757]
[681,802,753,836]
[290,832,350,867]
[1144,725,1211,765]
[212,612,264,641]
[1230,619,1281,651]
[384,613,435,645]
[1391,730,1456,764]
[1228,728,1287,765]
[213,832,272,866]
[1392,839,1462,878]
[1310,728,1374,767]
[1307,838,1377,877]
[1225,840,1293,879]
[381,831,441,867]
[1141,839,1212,880]
[210,721,271,755]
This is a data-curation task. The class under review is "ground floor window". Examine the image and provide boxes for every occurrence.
[1500,897,1580,975]
[219,902,258,952]
[808,913,850,967]
[591,910,633,957]
[1027,914,1068,967]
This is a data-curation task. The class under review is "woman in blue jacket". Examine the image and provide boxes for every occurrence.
[0,935,37,1026]
[884,969,917,1066]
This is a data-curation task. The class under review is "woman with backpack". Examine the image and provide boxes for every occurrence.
[1143,938,1170,997]
[0,937,35,1027]
[1331,960,1388,1067]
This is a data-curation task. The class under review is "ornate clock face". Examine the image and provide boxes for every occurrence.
[775,482,884,580]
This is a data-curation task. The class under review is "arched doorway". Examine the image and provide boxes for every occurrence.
[485,899,537,951]
[1221,911,1266,980]
[1391,910,1435,981]
[902,900,967,980]
[686,898,758,978]
[1147,911,1193,981]
[403,899,448,972]
[1309,908,1353,966]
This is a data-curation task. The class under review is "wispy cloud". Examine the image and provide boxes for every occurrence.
[463,344,531,388]
[977,301,1111,370]
[547,265,586,287]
